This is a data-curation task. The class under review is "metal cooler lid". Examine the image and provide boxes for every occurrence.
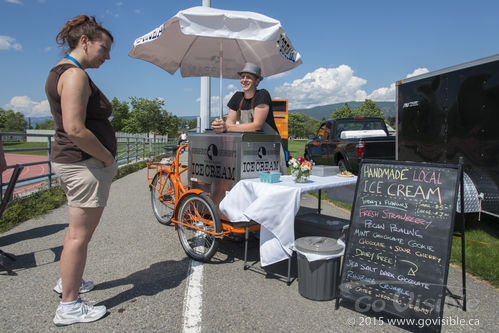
[295,236,344,255]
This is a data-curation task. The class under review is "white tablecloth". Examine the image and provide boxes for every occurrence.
[219,175,357,266]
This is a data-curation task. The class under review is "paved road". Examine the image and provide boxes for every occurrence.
[1,168,497,332]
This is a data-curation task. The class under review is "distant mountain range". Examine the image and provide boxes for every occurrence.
[28,101,396,123]
[26,116,53,126]
[289,101,395,120]
[180,101,395,120]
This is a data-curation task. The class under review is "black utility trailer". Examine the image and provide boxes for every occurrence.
[396,54,499,217]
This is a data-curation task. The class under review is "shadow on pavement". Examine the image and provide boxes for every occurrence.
[0,224,67,246]
[1,245,63,275]
[96,258,191,310]
[214,235,299,284]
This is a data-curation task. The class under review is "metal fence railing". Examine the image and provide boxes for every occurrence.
[1,132,174,203]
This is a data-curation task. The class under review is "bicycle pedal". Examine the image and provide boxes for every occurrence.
[160,194,173,201]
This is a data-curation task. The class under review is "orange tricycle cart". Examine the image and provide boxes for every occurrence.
[147,132,282,262]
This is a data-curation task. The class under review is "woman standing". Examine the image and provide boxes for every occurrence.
[45,15,117,326]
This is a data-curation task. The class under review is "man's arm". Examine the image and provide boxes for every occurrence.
[224,104,268,132]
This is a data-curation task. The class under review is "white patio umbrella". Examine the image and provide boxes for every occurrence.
[128,6,302,118]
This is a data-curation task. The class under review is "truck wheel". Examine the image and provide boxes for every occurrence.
[338,159,347,172]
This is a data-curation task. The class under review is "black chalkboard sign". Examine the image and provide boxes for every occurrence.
[339,159,461,333]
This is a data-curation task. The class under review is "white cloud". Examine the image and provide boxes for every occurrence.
[406,67,429,78]
[0,35,22,51]
[195,83,238,115]
[266,72,287,80]
[367,83,396,101]
[44,46,52,52]
[203,65,432,111]
[105,9,119,18]
[4,96,51,117]
[6,0,22,4]
[116,1,123,6]
[226,84,237,91]
[367,67,430,102]
[134,9,142,14]
[274,65,367,109]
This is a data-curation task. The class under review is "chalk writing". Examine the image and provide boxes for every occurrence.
[346,270,376,284]
[383,211,432,229]
[412,170,442,184]
[362,166,409,180]
[408,240,434,252]
[389,224,423,238]
[340,160,460,330]
[354,229,370,237]
[363,219,384,229]
[386,183,442,205]
[359,238,386,248]
[372,232,404,245]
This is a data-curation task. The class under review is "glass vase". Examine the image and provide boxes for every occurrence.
[292,171,308,183]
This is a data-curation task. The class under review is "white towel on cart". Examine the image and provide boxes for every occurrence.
[219,179,301,266]
[219,175,357,266]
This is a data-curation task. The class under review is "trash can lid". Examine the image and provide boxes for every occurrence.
[295,236,344,255]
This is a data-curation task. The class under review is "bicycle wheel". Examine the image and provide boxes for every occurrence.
[150,172,175,225]
[177,193,221,262]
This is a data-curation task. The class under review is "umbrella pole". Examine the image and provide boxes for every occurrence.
[219,41,223,119]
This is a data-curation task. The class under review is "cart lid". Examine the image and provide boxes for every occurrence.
[295,236,344,255]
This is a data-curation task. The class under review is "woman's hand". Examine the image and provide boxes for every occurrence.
[103,154,115,167]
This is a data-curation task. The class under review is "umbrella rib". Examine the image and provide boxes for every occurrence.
[178,35,199,72]
[235,40,250,66]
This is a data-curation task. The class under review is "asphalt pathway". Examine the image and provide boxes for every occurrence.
[0,168,497,332]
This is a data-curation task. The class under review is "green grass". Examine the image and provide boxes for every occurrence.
[3,142,167,157]
[0,186,66,232]
[3,142,50,156]
[450,214,499,287]
[288,139,307,160]
[288,138,498,287]
[113,160,149,181]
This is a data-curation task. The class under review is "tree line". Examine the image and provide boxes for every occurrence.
[288,99,386,138]
[109,97,195,136]
[0,97,196,138]
[2,98,387,139]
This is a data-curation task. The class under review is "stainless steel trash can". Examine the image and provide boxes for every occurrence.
[295,237,344,301]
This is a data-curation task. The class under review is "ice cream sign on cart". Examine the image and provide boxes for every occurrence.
[190,139,280,181]
[190,143,237,180]
[188,132,281,207]
[240,142,280,177]
[189,133,281,182]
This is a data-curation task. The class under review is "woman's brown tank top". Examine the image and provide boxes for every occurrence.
[45,63,117,163]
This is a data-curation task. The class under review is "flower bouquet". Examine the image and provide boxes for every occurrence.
[288,157,313,182]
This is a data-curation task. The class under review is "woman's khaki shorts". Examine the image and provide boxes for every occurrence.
[52,158,118,208]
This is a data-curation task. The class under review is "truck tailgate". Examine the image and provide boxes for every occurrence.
[364,137,395,159]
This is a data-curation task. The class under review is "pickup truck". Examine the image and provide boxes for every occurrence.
[304,117,395,173]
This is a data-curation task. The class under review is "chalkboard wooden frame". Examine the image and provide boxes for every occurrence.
[337,159,463,333]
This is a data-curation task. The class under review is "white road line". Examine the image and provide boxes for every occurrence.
[182,259,204,333]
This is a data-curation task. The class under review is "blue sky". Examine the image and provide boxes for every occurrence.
[1,0,499,119]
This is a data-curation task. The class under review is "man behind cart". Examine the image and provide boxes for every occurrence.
[211,63,286,173]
